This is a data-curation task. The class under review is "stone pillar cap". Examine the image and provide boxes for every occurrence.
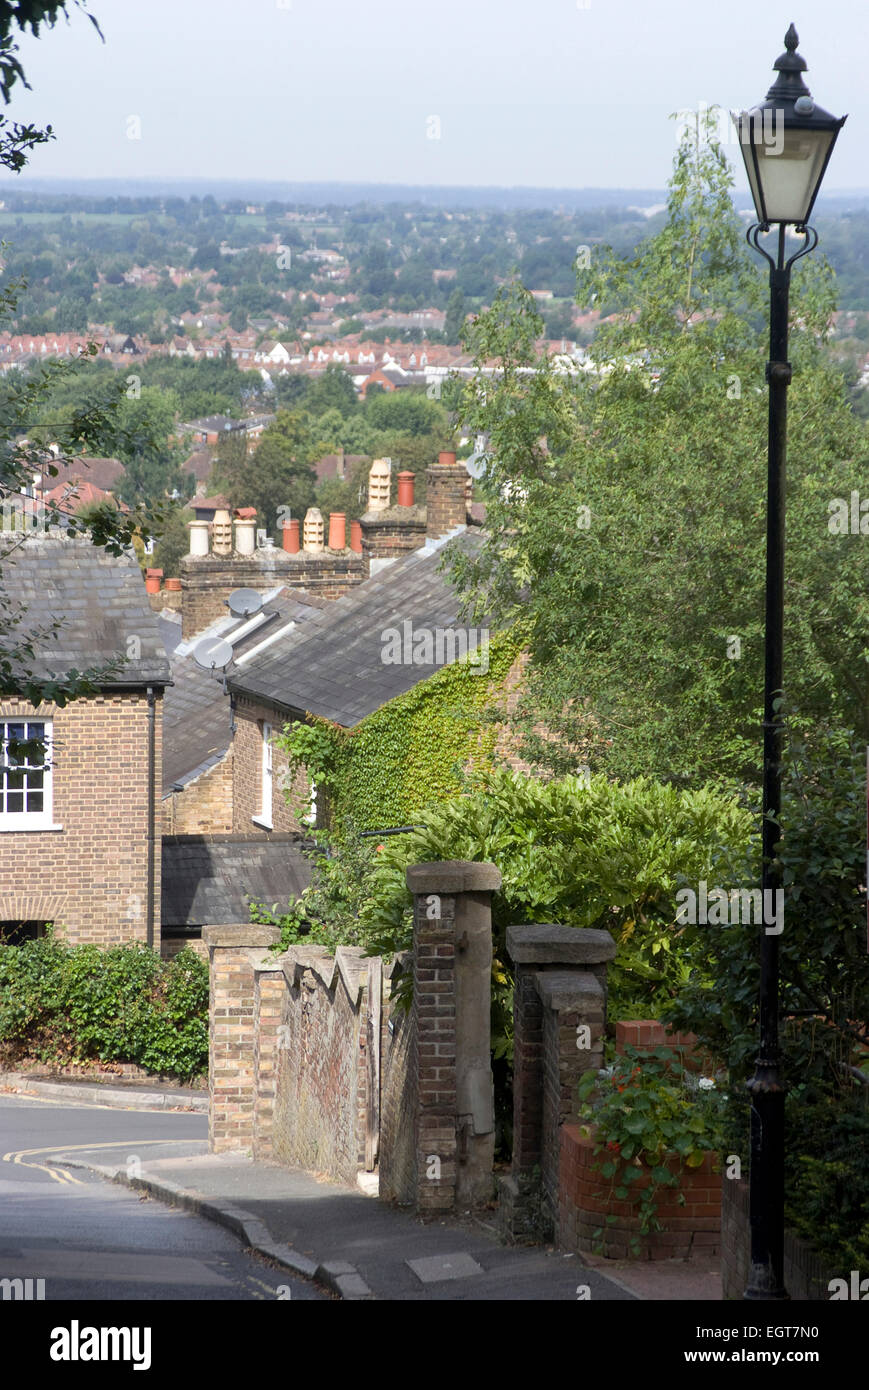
[406,860,501,894]
[505,924,616,964]
[201,924,281,948]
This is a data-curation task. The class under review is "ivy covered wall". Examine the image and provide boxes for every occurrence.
[276,630,523,832]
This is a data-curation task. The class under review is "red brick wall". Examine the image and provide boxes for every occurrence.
[615,1020,718,1074]
[0,693,162,951]
[559,1125,721,1260]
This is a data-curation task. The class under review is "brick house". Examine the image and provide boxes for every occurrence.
[0,532,170,950]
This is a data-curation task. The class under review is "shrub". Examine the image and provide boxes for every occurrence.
[0,935,208,1082]
[358,766,752,1029]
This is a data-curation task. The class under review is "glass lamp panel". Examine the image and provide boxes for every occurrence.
[754,128,834,223]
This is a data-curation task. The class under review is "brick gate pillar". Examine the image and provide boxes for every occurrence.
[203,923,281,1153]
[500,925,616,1238]
[406,860,501,1213]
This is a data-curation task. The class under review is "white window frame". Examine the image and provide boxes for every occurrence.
[252,720,273,829]
[0,718,60,832]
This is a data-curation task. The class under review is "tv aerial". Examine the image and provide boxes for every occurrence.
[227,587,264,619]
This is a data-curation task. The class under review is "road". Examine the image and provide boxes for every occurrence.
[0,1093,324,1301]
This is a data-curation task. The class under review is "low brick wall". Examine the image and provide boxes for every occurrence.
[721,1176,838,1300]
[271,946,371,1183]
[558,1125,721,1261]
[615,1020,717,1073]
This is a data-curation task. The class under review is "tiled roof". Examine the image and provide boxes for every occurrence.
[161,588,329,792]
[161,834,313,927]
[0,532,171,687]
[227,527,484,727]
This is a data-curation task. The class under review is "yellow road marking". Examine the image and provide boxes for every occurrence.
[1,1138,199,1187]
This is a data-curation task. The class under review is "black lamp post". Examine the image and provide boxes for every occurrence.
[734,26,845,1301]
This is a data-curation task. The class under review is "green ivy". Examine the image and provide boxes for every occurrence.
[276,629,522,832]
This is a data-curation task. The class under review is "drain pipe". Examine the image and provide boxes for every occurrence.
[146,686,156,951]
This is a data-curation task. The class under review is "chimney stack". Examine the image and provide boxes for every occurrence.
[425,451,467,538]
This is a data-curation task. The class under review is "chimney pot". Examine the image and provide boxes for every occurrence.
[328,512,346,550]
[234,515,256,555]
[282,517,300,553]
[212,507,232,556]
[302,507,325,552]
[349,520,363,553]
[367,457,391,512]
[187,518,210,556]
[397,470,415,507]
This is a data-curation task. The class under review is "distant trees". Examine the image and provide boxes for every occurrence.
[213,409,322,532]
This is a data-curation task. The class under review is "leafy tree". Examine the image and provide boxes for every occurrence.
[447,111,869,787]
[150,501,189,579]
[214,409,322,531]
[365,389,447,437]
[305,363,358,419]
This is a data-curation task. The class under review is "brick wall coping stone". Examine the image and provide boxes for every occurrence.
[405,860,502,894]
[202,924,281,948]
[278,943,371,1006]
[506,924,616,965]
[535,970,605,1011]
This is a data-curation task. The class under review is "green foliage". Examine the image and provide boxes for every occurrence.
[665,723,869,1094]
[0,934,208,1081]
[276,628,521,835]
[213,408,323,531]
[577,1046,727,1250]
[447,111,869,786]
[253,826,382,954]
[785,1097,869,1271]
[357,765,751,1026]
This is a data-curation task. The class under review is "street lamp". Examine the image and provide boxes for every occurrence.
[733,26,845,1301]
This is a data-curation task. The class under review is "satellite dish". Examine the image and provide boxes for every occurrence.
[227,587,264,618]
[193,636,233,672]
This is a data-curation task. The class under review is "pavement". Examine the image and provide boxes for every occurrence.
[3,1073,721,1302]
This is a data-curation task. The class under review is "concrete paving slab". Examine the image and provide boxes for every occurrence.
[407,1252,485,1283]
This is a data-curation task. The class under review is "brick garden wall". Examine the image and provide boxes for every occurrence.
[0,693,162,951]
[559,1125,721,1261]
[271,947,370,1183]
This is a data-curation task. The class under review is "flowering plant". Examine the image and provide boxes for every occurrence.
[576,1044,727,1250]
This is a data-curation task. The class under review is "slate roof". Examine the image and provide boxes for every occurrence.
[161,587,329,792]
[227,527,485,727]
[0,532,171,688]
[161,834,313,927]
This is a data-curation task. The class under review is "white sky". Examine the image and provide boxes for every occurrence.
[1,0,865,193]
